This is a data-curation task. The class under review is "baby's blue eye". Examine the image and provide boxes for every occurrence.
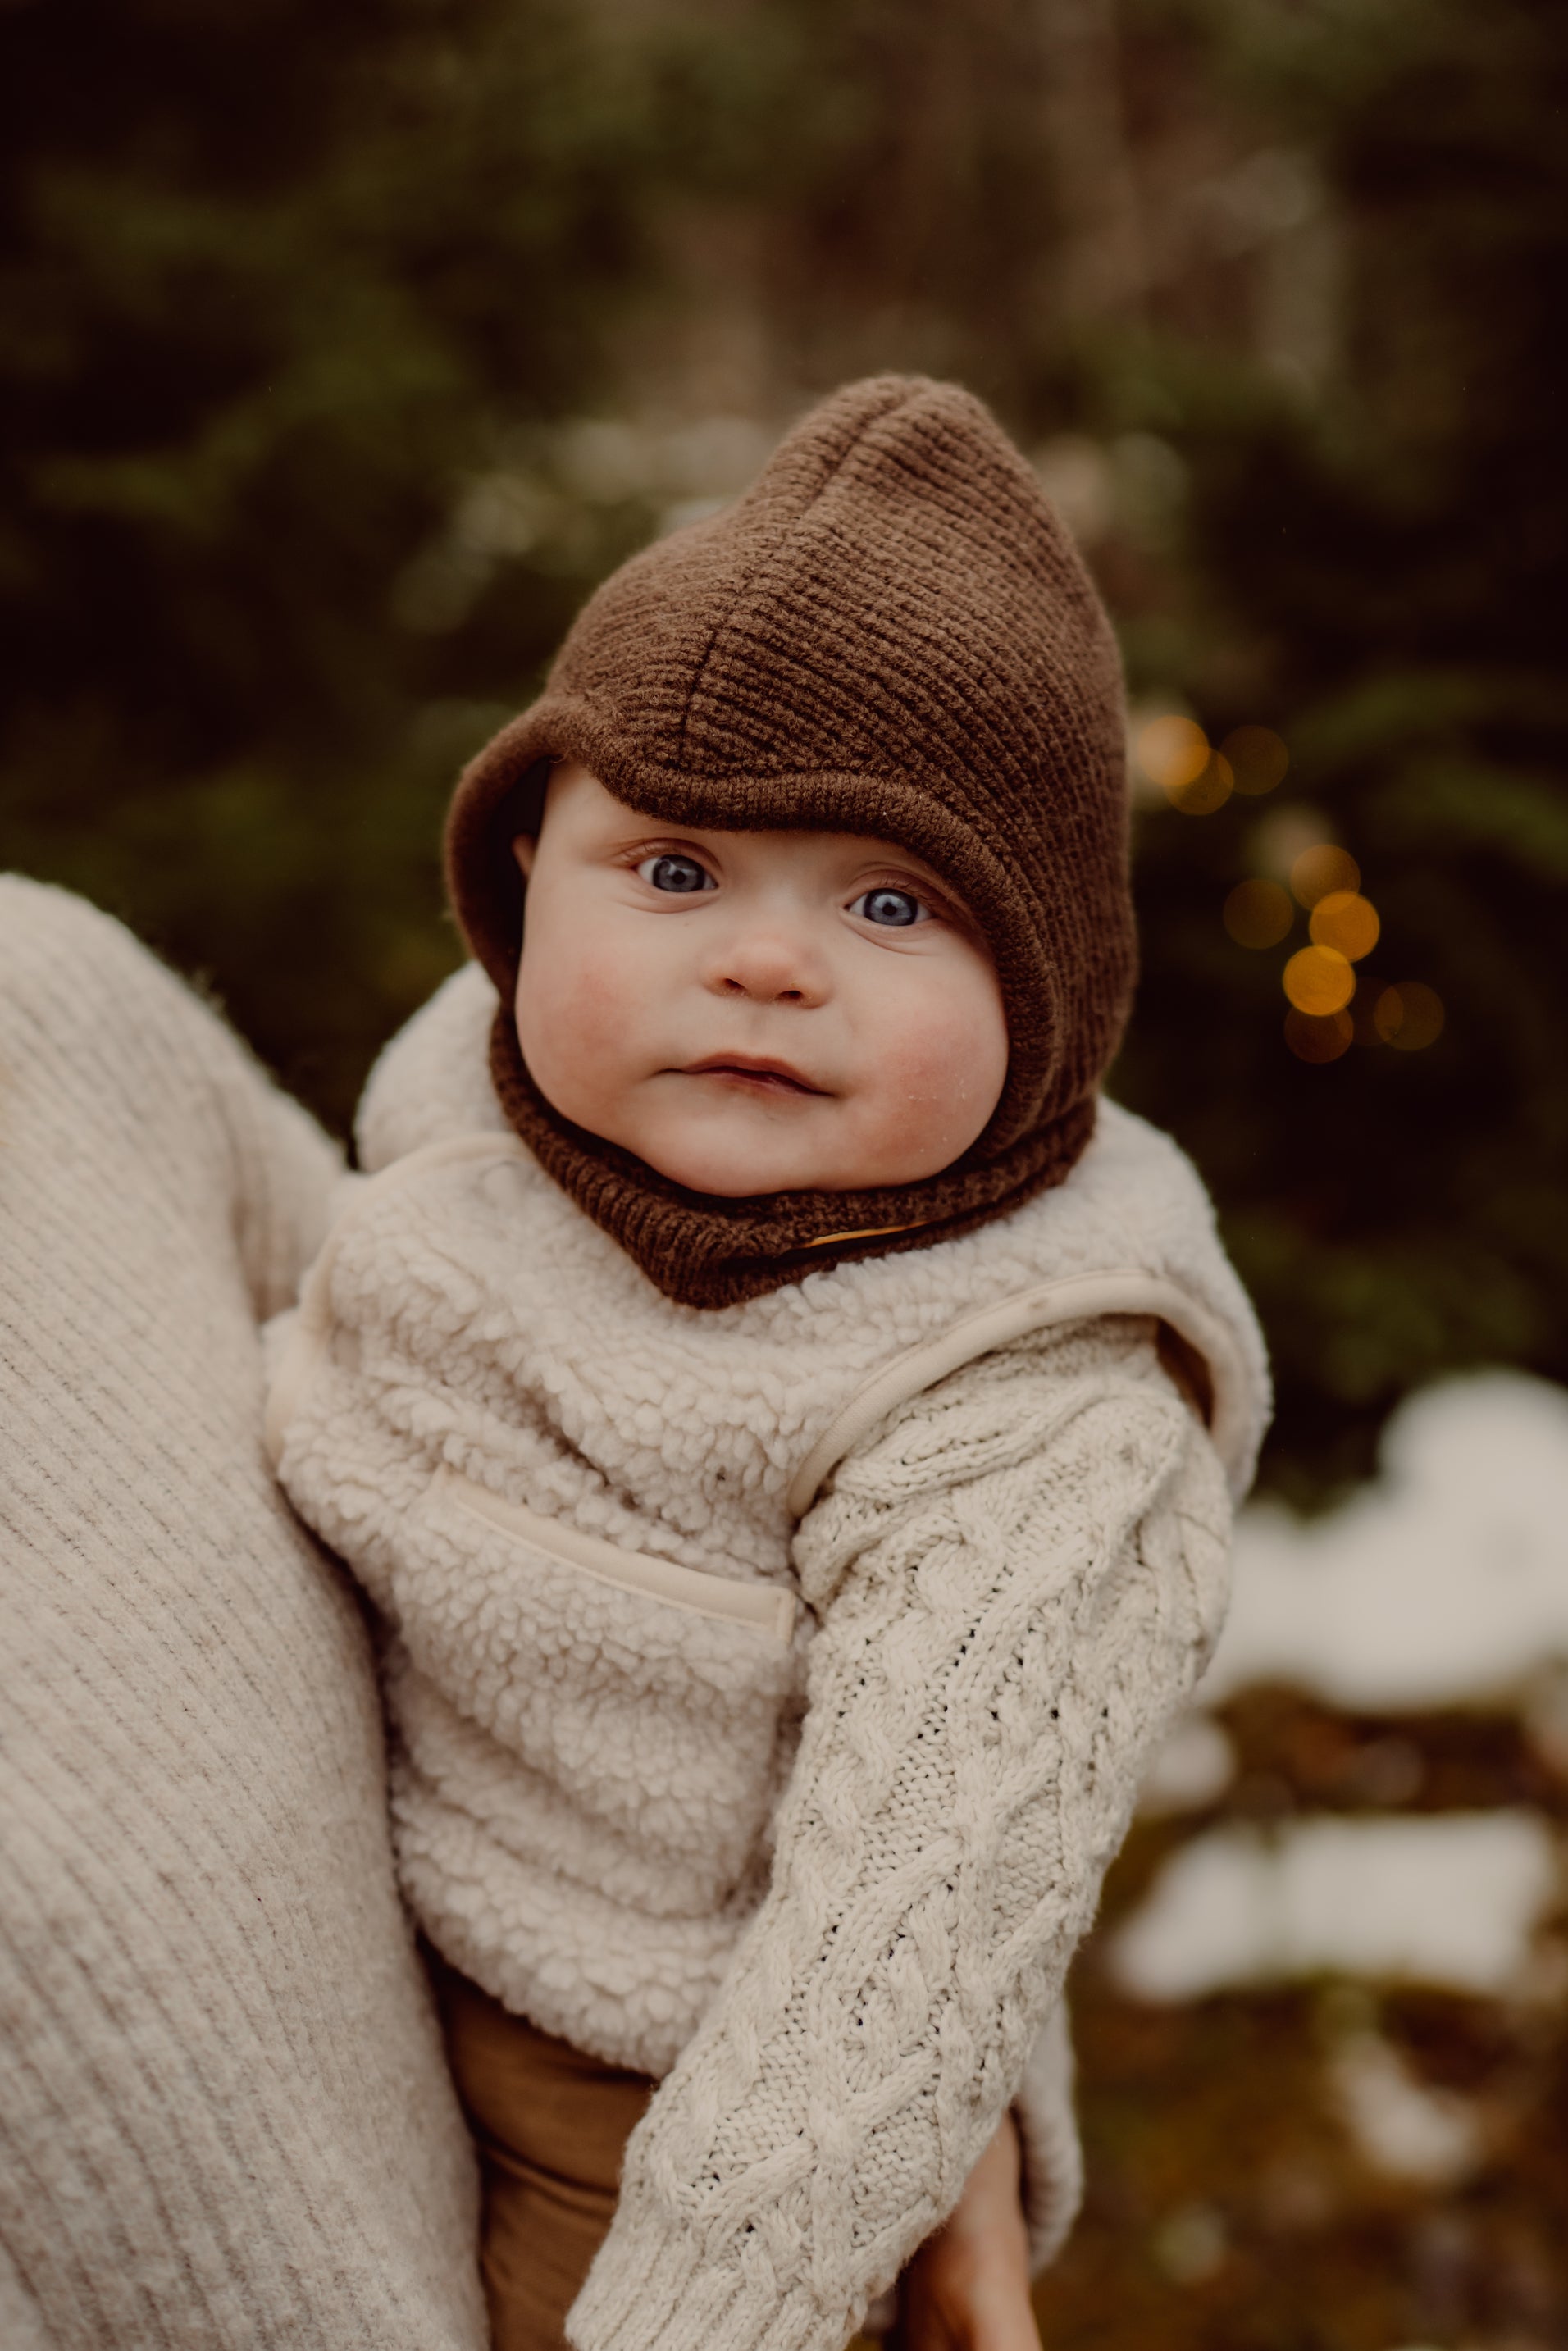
[640,853,714,894]
[855,887,924,927]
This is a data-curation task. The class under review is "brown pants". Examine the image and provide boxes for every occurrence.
[428,1953,655,2351]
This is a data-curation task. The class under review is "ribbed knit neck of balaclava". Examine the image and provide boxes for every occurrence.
[445,374,1135,1310]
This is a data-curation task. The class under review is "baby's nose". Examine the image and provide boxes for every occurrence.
[703,926,829,1006]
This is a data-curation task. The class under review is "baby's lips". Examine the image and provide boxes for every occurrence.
[681,1054,829,1096]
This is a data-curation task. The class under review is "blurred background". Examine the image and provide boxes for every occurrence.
[2,0,1565,2343]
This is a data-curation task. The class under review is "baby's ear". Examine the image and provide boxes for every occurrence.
[511,834,536,880]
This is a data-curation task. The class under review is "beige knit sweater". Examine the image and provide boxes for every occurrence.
[0,880,487,2351]
[267,964,1269,2351]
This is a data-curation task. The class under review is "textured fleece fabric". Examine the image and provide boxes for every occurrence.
[267,963,1269,2351]
[0,879,486,2351]
[445,374,1137,1305]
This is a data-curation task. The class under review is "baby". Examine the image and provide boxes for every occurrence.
[266,376,1268,2351]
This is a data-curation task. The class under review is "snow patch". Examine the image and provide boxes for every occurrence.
[1109,1811,1559,2001]
[1137,1712,1237,1816]
[1329,2030,1484,2185]
[1201,1372,1568,1711]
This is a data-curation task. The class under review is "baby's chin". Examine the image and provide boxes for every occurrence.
[589,1105,859,1200]
[628,1131,848,1200]
[618,1114,948,1200]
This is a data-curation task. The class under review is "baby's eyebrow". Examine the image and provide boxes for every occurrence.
[612,826,715,854]
[855,858,974,909]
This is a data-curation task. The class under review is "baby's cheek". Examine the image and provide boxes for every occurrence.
[518,940,649,1114]
[887,1003,993,1108]
[873,989,1007,1155]
[555,958,638,1056]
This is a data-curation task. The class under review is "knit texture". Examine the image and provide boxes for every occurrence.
[445,374,1135,1306]
[0,880,485,2351]
[267,961,1267,2351]
[571,1337,1231,2351]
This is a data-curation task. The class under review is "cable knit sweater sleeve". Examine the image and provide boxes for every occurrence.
[568,1319,1232,2351]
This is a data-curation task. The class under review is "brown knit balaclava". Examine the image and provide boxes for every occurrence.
[445,374,1135,1309]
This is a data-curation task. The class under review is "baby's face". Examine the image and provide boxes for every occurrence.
[512,763,1009,1199]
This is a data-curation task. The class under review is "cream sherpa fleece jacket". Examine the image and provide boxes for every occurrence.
[267,964,1269,2351]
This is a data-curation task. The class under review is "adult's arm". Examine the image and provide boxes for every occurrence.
[0,879,486,2351]
[570,1318,1230,2351]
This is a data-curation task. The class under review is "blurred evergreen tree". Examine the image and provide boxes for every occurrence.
[2,0,1561,1497]
[0,0,658,1121]
[1096,0,1568,1497]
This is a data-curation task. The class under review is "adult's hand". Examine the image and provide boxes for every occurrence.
[896,2113,1042,2351]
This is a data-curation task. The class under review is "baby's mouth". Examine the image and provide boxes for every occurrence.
[681,1054,827,1096]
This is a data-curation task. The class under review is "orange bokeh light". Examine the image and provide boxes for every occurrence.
[1289,844,1361,908]
[1374,982,1445,1050]
[1285,1008,1354,1063]
[1283,944,1355,1016]
[1220,725,1289,796]
[1137,715,1210,791]
[1224,878,1294,948]
[1309,890,1380,962]
[1169,752,1233,815]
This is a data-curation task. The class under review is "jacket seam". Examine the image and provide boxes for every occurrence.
[786,1268,1251,1521]
[431,1465,796,1646]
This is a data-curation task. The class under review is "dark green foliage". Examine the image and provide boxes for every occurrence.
[2,0,1561,1500]
[641,0,1073,410]
[0,0,657,1118]
[1101,0,1568,1499]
